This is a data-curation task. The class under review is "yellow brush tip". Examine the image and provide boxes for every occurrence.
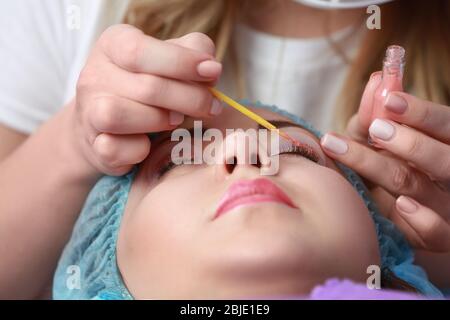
[208,87,307,149]
[208,87,276,131]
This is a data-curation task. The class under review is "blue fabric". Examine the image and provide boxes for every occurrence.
[53,102,443,299]
[53,172,135,300]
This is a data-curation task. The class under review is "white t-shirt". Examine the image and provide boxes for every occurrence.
[220,23,362,131]
[0,0,130,134]
[0,0,361,134]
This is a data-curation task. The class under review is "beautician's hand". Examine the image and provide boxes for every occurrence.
[73,24,222,175]
[321,73,450,252]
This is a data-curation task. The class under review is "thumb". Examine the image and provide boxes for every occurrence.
[358,71,382,131]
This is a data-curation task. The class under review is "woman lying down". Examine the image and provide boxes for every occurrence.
[53,103,444,299]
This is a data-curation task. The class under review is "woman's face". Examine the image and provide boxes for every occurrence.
[117,107,380,299]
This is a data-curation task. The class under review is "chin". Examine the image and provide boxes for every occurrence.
[205,230,312,285]
[201,238,320,299]
[207,203,312,268]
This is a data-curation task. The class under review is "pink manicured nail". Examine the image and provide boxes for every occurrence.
[210,98,223,115]
[169,111,184,126]
[384,93,408,114]
[396,196,418,214]
[369,119,394,141]
[320,134,348,155]
[197,60,222,78]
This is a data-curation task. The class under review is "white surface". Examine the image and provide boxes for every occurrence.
[0,0,129,134]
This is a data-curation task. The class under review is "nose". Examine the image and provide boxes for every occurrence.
[215,130,269,178]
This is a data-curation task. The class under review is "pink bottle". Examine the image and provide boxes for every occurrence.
[371,45,406,121]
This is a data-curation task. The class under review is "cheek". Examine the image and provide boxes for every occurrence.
[318,174,380,268]
[282,162,375,237]
[281,163,380,271]
[123,172,215,254]
[118,184,201,291]
[129,191,195,251]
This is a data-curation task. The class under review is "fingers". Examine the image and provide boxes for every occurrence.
[394,196,450,252]
[92,133,151,175]
[370,189,450,252]
[99,64,222,118]
[320,133,435,199]
[77,26,223,175]
[383,92,450,143]
[77,57,222,120]
[167,32,216,57]
[357,71,382,131]
[345,113,368,144]
[167,32,220,86]
[368,119,450,181]
[369,188,425,245]
[98,25,221,82]
[89,96,184,134]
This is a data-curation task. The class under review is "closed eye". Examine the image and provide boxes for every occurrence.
[280,146,319,163]
[156,156,194,178]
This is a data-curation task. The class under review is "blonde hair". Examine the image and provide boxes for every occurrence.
[336,0,450,131]
[124,0,236,61]
[124,0,450,131]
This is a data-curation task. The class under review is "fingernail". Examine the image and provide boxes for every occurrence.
[210,98,223,115]
[384,93,407,114]
[169,111,184,126]
[320,134,348,155]
[396,196,418,214]
[369,119,395,141]
[197,60,222,78]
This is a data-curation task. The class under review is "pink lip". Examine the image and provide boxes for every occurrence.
[214,178,298,219]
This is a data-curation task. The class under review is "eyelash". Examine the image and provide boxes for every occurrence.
[157,143,319,178]
[277,144,319,163]
[158,158,193,179]
[157,159,178,177]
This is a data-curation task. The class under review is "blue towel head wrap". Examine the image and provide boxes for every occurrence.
[53,102,443,299]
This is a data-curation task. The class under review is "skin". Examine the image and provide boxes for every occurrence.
[0,28,222,299]
[0,125,26,161]
[0,1,448,297]
[0,105,100,299]
[116,107,381,299]
[321,73,450,287]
